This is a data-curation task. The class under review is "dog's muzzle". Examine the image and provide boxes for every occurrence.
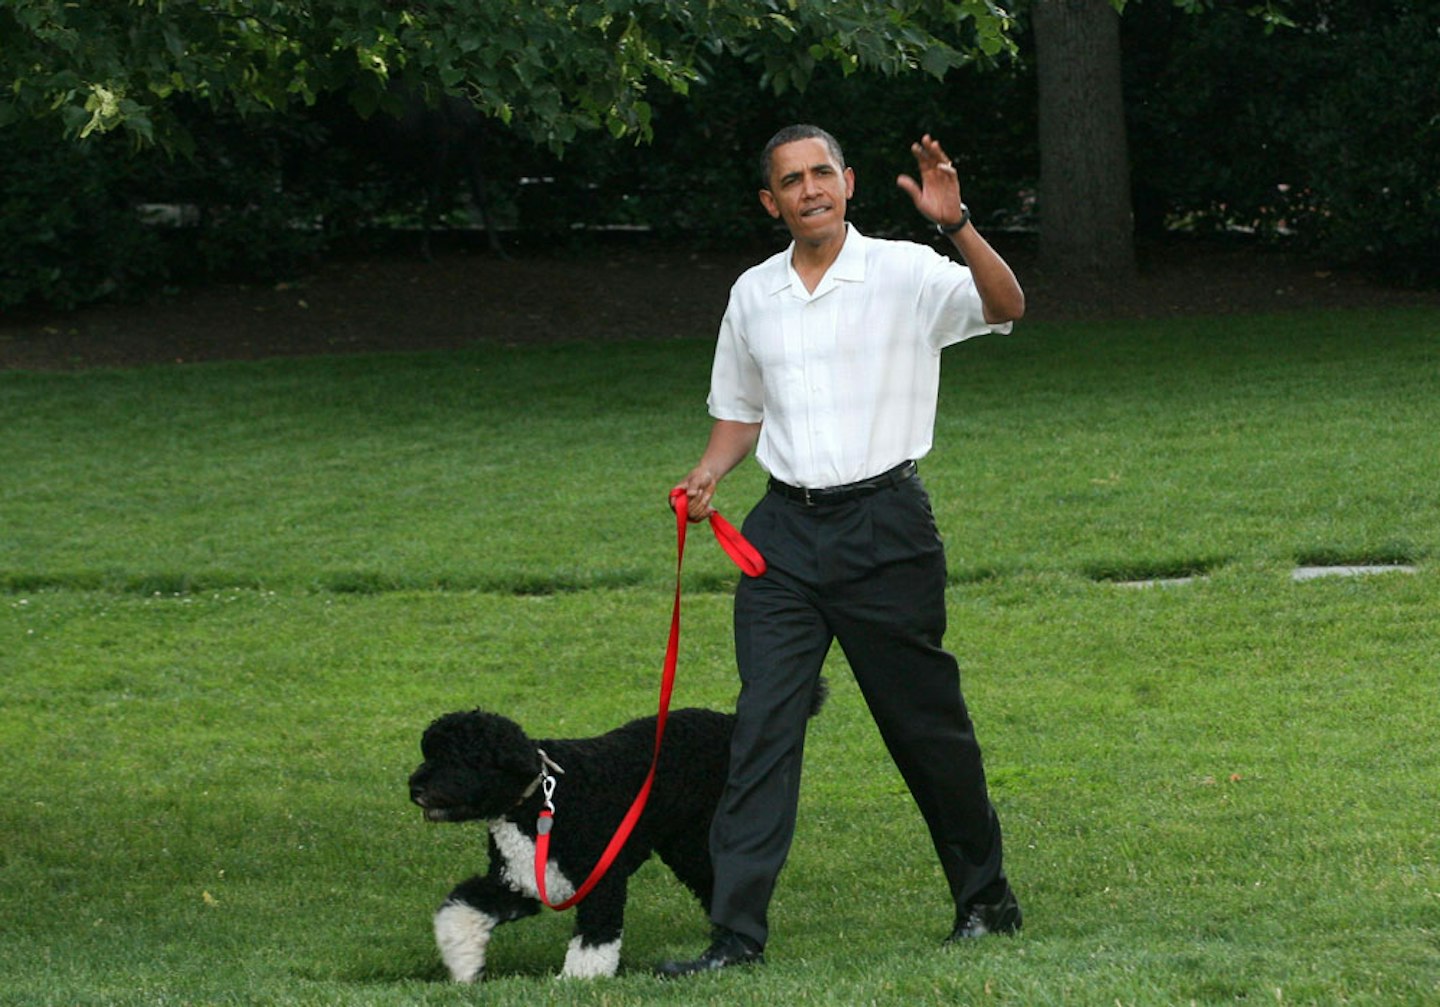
[415,798,469,823]
[411,785,458,822]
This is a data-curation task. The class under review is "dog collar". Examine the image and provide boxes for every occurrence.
[517,773,545,805]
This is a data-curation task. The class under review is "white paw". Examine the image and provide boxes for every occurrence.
[560,935,621,979]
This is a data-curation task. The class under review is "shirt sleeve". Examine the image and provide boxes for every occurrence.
[706,291,765,423]
[917,246,1013,351]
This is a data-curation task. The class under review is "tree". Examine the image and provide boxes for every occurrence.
[1,0,1017,151]
[1027,0,1296,281]
[8,0,1333,302]
[1032,0,1134,280]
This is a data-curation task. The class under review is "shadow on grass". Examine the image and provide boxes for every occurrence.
[1081,556,1225,585]
[1293,542,1423,567]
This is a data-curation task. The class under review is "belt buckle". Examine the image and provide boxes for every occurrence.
[803,486,814,506]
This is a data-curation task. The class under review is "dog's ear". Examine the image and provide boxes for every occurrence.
[459,711,541,780]
[490,718,542,780]
[499,746,542,780]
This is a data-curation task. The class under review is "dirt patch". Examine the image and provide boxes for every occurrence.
[2,233,1435,371]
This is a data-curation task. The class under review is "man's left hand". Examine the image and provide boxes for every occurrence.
[896,134,965,229]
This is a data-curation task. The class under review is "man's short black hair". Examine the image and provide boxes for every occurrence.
[760,125,846,189]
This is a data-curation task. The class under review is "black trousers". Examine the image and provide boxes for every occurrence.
[709,471,1007,947]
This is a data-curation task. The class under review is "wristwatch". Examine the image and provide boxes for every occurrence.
[936,204,971,235]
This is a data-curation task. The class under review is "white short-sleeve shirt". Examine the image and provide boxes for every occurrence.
[707,224,1012,488]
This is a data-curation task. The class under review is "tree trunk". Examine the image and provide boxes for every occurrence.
[1032,0,1136,280]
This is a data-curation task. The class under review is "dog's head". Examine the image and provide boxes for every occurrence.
[409,710,543,823]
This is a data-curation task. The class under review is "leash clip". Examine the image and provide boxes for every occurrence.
[536,747,565,816]
[537,773,558,835]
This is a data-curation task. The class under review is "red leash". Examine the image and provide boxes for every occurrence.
[533,488,764,909]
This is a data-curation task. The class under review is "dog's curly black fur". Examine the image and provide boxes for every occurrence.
[409,683,825,981]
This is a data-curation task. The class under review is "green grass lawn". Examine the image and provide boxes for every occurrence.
[2,307,1437,1004]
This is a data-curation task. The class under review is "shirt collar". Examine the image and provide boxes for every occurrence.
[766,223,868,297]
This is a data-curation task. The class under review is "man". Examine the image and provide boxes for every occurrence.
[658,125,1025,976]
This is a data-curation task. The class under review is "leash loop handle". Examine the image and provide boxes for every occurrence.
[532,488,764,910]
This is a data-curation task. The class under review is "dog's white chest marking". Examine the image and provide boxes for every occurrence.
[489,820,577,903]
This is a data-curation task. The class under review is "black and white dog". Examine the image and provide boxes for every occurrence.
[408,685,825,981]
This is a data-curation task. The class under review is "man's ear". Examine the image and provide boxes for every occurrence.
[844,166,856,199]
[758,189,780,219]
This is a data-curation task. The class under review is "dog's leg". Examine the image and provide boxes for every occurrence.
[433,898,494,982]
[559,880,626,979]
[434,875,539,982]
[657,844,717,915]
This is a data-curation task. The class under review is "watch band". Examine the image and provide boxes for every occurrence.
[936,204,971,235]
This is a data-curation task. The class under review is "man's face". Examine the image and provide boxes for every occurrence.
[759,137,855,245]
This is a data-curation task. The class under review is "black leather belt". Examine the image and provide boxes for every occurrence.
[768,460,917,507]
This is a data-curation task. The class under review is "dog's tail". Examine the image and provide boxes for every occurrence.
[809,676,830,717]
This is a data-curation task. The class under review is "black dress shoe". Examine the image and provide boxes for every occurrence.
[655,927,765,977]
[946,886,1023,942]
